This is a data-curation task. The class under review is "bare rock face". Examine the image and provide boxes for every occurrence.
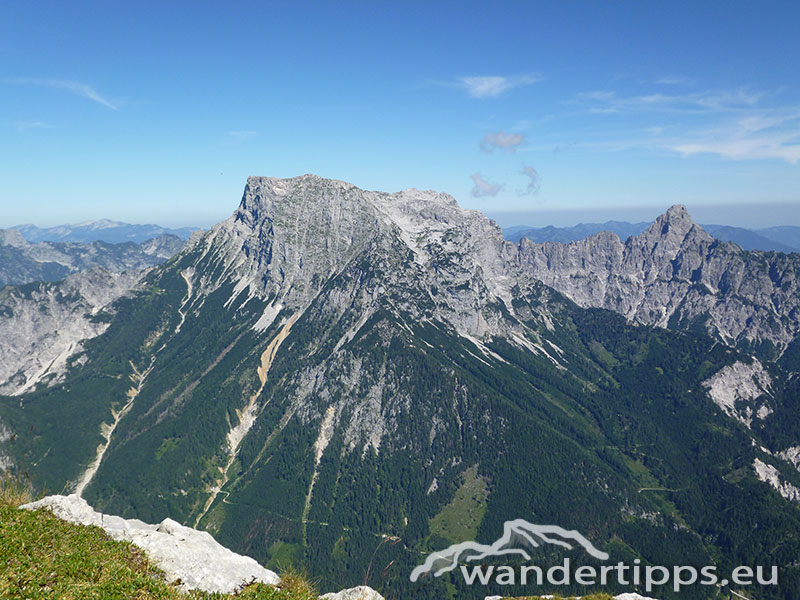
[0,269,142,395]
[702,359,773,426]
[753,458,800,503]
[0,229,185,288]
[485,594,657,600]
[517,205,800,354]
[22,494,280,594]
[321,586,385,600]
[187,175,526,340]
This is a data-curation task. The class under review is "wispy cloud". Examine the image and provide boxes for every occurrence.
[459,74,540,98]
[480,131,526,152]
[579,88,763,114]
[574,86,800,163]
[4,78,118,109]
[667,110,800,163]
[671,138,800,163]
[656,75,690,86]
[470,172,502,197]
[517,165,540,195]
[15,120,53,132]
[227,130,258,142]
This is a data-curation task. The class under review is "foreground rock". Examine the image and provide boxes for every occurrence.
[22,494,280,594]
[486,594,656,600]
[321,587,385,600]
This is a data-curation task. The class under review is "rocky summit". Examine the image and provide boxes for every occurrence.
[518,204,800,356]
[2,175,800,599]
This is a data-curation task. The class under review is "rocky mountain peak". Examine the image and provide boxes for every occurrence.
[517,201,800,352]
[236,174,466,227]
[640,204,712,247]
[159,175,533,347]
[195,175,509,312]
[0,228,28,248]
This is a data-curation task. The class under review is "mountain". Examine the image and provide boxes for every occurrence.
[503,221,650,244]
[756,225,800,251]
[700,224,798,253]
[0,230,186,288]
[13,220,199,244]
[2,177,800,599]
[0,269,143,396]
[504,221,800,254]
[518,206,800,358]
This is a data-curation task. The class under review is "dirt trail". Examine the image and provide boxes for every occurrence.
[76,269,193,496]
[75,359,153,497]
[302,405,336,543]
[194,312,300,527]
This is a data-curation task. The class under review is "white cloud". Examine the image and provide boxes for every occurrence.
[459,74,540,98]
[671,139,800,163]
[480,131,526,152]
[669,122,800,164]
[470,172,502,197]
[666,107,800,163]
[4,78,118,109]
[518,165,540,195]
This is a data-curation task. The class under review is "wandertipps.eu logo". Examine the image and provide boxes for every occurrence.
[410,519,778,594]
[410,519,608,583]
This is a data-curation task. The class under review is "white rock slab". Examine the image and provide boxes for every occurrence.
[321,586,385,600]
[485,594,656,600]
[22,494,279,594]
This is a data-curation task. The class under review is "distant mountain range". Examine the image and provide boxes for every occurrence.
[12,220,199,244]
[504,221,800,253]
[0,228,187,289]
[3,176,800,598]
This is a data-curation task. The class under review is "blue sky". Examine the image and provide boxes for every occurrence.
[2,1,799,228]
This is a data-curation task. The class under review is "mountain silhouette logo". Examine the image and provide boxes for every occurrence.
[410,519,609,582]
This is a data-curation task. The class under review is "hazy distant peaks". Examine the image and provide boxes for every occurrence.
[11,221,200,245]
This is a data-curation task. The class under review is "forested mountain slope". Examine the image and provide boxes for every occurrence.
[1,176,799,599]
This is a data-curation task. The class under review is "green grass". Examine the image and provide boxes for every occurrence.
[428,465,490,544]
[0,475,317,600]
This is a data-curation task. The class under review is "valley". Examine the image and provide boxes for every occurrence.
[1,175,799,599]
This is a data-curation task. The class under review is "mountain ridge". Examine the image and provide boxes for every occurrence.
[12,220,199,244]
[517,204,800,357]
[504,219,800,253]
[2,175,800,598]
[0,230,186,289]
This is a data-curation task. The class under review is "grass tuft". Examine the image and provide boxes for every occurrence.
[0,471,33,508]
